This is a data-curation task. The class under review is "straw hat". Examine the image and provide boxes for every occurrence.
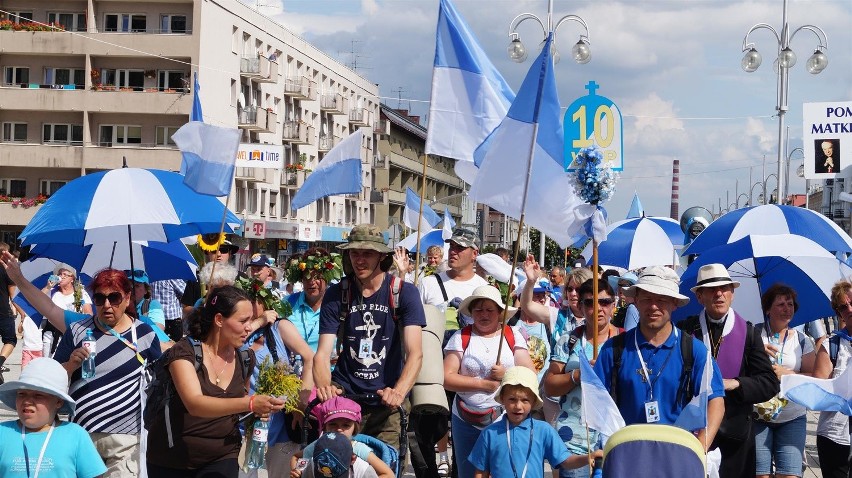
[458,285,518,317]
[689,263,741,293]
[623,266,690,307]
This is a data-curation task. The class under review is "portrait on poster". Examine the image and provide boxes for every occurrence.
[814,139,840,174]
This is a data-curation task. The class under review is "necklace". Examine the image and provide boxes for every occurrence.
[205,344,233,385]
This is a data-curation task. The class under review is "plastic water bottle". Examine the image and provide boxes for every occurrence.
[245,419,269,469]
[81,329,97,379]
[293,355,304,378]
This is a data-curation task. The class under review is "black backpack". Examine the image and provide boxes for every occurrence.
[143,336,252,447]
[609,330,694,409]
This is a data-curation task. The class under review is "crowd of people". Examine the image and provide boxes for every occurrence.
[0,224,849,478]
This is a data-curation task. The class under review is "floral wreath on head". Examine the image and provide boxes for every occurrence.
[285,252,343,285]
[197,233,225,253]
[234,276,292,319]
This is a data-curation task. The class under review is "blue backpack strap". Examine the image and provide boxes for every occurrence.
[829,333,841,367]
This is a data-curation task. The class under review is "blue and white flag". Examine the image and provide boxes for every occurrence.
[468,34,584,248]
[292,130,364,210]
[781,361,852,414]
[403,187,442,232]
[173,122,241,197]
[174,72,241,197]
[426,0,514,183]
[442,206,456,240]
[579,348,625,438]
[674,347,712,432]
[627,193,644,219]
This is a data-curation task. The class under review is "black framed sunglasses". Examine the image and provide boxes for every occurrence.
[581,297,615,307]
[124,269,147,279]
[93,292,124,306]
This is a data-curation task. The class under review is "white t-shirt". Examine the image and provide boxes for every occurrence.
[817,337,851,445]
[444,327,528,411]
[419,272,488,326]
[759,327,814,423]
[50,289,92,311]
[21,315,42,350]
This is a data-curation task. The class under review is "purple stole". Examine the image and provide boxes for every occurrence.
[711,312,748,379]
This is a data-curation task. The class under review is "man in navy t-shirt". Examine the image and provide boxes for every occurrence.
[314,224,425,451]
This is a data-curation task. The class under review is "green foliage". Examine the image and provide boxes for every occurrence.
[527,228,564,269]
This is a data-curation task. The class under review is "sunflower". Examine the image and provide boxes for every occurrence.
[197,233,225,253]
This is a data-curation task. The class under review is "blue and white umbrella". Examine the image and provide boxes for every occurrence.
[29,240,198,282]
[20,168,241,246]
[675,234,852,327]
[683,204,852,256]
[581,217,683,270]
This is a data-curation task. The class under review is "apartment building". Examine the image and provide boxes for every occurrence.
[373,105,466,243]
[0,0,379,261]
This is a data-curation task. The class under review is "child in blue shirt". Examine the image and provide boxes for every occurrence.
[469,366,599,478]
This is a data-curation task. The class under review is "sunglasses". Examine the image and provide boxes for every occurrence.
[124,269,147,279]
[581,298,615,307]
[93,292,124,306]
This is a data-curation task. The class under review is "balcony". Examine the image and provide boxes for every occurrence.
[264,110,278,134]
[349,107,372,127]
[283,76,316,100]
[238,107,269,131]
[0,201,44,227]
[373,154,388,168]
[374,119,390,136]
[318,134,341,152]
[239,55,278,83]
[320,93,346,115]
[370,190,387,204]
[0,86,191,114]
[0,30,194,57]
[282,121,314,145]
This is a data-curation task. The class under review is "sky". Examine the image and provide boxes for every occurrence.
[245,0,852,221]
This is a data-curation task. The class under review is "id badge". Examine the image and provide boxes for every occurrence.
[645,401,660,423]
[358,339,373,358]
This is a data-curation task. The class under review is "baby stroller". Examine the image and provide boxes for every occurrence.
[602,424,706,478]
[303,393,409,476]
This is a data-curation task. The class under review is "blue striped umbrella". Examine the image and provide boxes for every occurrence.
[20,168,240,246]
[683,204,852,255]
[581,217,684,270]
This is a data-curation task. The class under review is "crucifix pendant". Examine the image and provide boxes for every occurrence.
[637,368,653,383]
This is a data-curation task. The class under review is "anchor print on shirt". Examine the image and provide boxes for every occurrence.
[351,310,386,367]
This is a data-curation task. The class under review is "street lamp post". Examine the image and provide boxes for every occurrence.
[741,0,828,204]
[785,146,805,204]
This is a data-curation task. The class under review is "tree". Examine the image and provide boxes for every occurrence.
[527,228,563,269]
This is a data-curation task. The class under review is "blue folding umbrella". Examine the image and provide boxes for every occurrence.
[581,217,684,270]
[675,234,852,327]
[19,168,241,246]
[683,204,852,256]
[29,240,198,282]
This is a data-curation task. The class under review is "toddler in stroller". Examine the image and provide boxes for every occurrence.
[293,396,394,478]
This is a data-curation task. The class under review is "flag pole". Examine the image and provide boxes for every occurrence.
[592,239,599,359]
[414,154,429,286]
[495,121,540,361]
[204,193,233,301]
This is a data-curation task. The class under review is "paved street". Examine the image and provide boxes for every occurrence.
[0,342,826,477]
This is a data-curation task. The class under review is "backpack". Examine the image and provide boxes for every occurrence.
[459,324,516,352]
[828,333,842,368]
[336,275,403,356]
[142,336,252,448]
[609,330,694,409]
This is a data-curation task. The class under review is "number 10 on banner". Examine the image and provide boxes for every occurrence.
[564,81,624,172]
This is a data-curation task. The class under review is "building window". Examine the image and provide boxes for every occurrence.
[158,70,186,92]
[40,180,67,197]
[4,67,29,86]
[232,26,239,54]
[104,13,147,33]
[1,122,27,142]
[48,12,86,31]
[99,69,144,89]
[44,68,85,87]
[43,124,83,145]
[0,179,26,197]
[156,126,179,146]
[159,14,187,33]
[99,125,142,146]
[8,12,33,23]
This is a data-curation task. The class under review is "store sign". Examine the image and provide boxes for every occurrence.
[298,224,318,242]
[244,219,266,239]
[235,143,284,169]
[264,221,298,239]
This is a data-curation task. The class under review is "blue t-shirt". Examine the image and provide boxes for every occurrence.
[469,416,570,478]
[320,274,426,395]
[593,327,725,426]
[54,311,162,434]
[289,292,321,352]
[0,420,107,478]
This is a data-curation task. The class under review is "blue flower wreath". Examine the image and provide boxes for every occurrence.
[571,146,618,205]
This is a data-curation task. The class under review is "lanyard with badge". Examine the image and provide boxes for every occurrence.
[21,424,54,478]
[97,318,144,364]
[634,329,677,423]
[506,417,533,478]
